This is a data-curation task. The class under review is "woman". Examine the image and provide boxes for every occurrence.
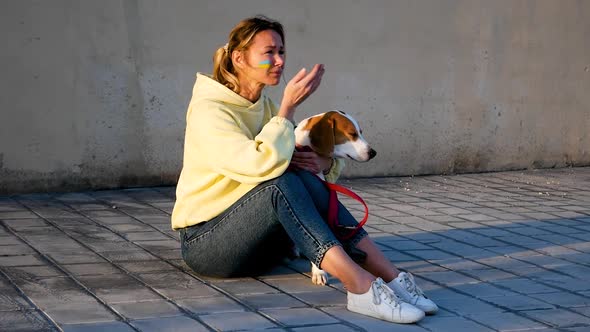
[172,16,437,324]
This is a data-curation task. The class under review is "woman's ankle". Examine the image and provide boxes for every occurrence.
[346,274,375,294]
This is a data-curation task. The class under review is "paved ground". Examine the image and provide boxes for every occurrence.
[1,167,590,331]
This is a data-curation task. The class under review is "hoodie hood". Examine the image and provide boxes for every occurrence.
[192,73,264,110]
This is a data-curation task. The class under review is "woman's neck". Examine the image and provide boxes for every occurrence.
[237,77,265,102]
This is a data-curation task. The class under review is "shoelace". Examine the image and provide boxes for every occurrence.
[372,278,401,307]
[400,272,425,298]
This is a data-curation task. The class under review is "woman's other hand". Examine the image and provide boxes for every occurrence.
[290,149,332,174]
[278,64,325,122]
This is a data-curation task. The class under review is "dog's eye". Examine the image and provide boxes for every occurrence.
[350,132,359,138]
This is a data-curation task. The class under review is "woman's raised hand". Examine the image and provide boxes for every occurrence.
[278,64,325,122]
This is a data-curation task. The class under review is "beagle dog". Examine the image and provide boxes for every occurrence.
[293,110,376,285]
[295,110,377,170]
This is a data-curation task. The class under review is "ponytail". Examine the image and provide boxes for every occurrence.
[212,45,240,93]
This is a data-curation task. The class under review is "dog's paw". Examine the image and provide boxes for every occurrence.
[311,263,328,286]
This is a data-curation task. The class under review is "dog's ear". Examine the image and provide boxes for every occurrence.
[308,112,336,158]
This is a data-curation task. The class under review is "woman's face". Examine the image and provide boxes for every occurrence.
[235,29,285,87]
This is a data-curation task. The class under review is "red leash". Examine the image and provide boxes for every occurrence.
[291,145,369,240]
[320,176,370,241]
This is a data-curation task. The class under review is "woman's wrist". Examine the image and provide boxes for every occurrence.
[278,103,295,123]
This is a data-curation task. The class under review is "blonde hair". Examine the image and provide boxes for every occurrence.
[213,16,285,93]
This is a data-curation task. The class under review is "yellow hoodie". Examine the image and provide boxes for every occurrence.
[172,73,344,229]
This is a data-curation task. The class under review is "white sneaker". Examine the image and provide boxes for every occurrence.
[388,272,438,314]
[347,278,425,324]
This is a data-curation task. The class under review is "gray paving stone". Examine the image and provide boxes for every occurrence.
[418,315,494,331]
[46,252,107,265]
[375,239,431,250]
[522,308,590,328]
[118,260,177,273]
[506,227,553,236]
[435,297,505,315]
[0,211,39,219]
[0,244,36,255]
[3,265,64,278]
[210,279,279,296]
[199,311,277,330]
[131,315,209,332]
[427,288,471,300]
[262,307,339,326]
[0,286,32,311]
[374,223,418,233]
[0,254,45,267]
[77,274,161,303]
[109,223,151,232]
[13,276,97,306]
[412,276,445,293]
[453,282,520,298]
[83,240,140,252]
[62,263,121,276]
[123,231,172,241]
[0,310,55,331]
[134,239,179,251]
[148,248,181,260]
[26,236,89,253]
[468,311,548,330]
[433,258,491,271]
[0,235,22,245]
[260,264,308,280]
[3,218,52,229]
[560,253,590,265]
[265,276,326,293]
[492,278,561,294]
[429,242,493,259]
[462,268,516,282]
[110,299,183,319]
[90,215,139,224]
[459,214,497,222]
[99,249,159,262]
[178,296,245,314]
[0,201,23,211]
[404,249,461,260]
[383,250,421,261]
[294,289,347,307]
[541,276,590,292]
[518,254,572,268]
[292,324,357,332]
[138,272,220,299]
[484,295,556,311]
[238,293,307,309]
[61,320,135,332]
[569,305,590,317]
[530,291,590,308]
[44,300,117,324]
[418,270,481,286]
[396,260,449,273]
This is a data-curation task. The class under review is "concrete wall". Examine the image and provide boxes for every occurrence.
[1,0,589,194]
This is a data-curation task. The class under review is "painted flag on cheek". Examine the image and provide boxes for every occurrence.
[258,60,271,69]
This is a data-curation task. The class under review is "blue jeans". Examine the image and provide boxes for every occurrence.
[179,170,368,278]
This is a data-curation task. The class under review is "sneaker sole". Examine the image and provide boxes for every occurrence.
[412,304,438,315]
